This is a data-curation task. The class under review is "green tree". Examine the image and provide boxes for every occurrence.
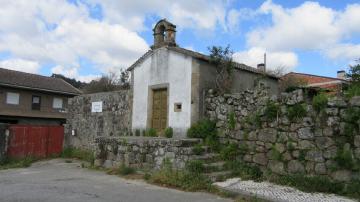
[345,59,360,97]
[347,59,360,83]
[208,45,234,94]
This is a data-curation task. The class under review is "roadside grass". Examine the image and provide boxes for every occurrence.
[60,147,95,166]
[0,156,36,170]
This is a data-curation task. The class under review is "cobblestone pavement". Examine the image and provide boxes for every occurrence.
[214,178,356,202]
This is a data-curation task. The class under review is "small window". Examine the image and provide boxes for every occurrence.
[6,92,20,105]
[32,95,41,110]
[174,103,182,112]
[53,98,63,109]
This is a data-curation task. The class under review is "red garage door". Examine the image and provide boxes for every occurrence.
[7,125,64,158]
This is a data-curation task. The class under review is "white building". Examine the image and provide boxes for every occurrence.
[128,19,279,138]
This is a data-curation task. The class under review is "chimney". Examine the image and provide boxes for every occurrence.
[257,63,266,72]
[337,70,346,80]
[152,19,177,49]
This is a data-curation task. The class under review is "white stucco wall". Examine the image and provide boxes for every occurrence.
[131,47,193,138]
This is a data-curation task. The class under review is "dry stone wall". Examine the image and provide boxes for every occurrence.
[65,90,132,150]
[205,88,360,182]
[94,137,201,169]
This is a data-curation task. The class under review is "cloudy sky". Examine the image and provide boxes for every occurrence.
[0,0,359,82]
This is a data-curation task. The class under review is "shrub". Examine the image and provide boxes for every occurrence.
[264,101,280,121]
[312,93,328,112]
[335,146,354,170]
[135,129,141,136]
[220,143,239,161]
[61,147,94,165]
[185,160,204,174]
[270,146,283,161]
[0,156,35,170]
[227,111,236,130]
[343,107,360,141]
[116,164,135,176]
[244,112,262,128]
[192,144,204,155]
[164,127,173,138]
[344,84,360,98]
[226,161,263,181]
[149,161,212,192]
[144,128,157,137]
[187,119,217,139]
[287,103,307,121]
[187,119,219,150]
[298,150,306,162]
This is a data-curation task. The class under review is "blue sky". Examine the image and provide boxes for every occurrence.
[0,0,359,81]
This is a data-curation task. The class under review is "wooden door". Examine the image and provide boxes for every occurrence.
[152,88,168,132]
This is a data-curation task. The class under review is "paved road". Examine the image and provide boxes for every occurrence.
[0,159,231,202]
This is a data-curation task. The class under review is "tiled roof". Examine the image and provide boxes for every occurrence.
[0,68,81,95]
[283,72,348,91]
[128,46,278,79]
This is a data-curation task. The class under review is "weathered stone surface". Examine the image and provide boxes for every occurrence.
[306,150,324,162]
[298,128,314,140]
[315,163,327,175]
[288,160,305,173]
[315,137,334,149]
[328,97,347,107]
[350,96,360,106]
[354,136,360,147]
[269,161,285,174]
[332,170,352,182]
[204,87,357,182]
[253,153,268,165]
[275,143,286,153]
[323,146,338,159]
[65,90,132,150]
[299,140,314,149]
[325,108,338,116]
[258,129,277,143]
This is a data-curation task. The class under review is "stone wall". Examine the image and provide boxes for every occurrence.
[65,90,132,150]
[0,124,8,161]
[94,137,201,169]
[205,88,360,182]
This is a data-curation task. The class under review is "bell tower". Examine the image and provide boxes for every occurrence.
[152,19,177,49]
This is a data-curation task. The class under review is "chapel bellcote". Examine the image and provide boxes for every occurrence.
[152,19,177,49]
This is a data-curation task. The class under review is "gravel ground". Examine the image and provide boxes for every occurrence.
[214,178,356,202]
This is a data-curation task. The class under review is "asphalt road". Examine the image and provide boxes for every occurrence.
[0,159,231,202]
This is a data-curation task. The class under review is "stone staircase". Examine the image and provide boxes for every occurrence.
[191,147,232,182]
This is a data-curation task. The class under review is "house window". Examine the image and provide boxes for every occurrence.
[6,92,20,105]
[174,103,182,112]
[32,95,41,110]
[53,98,63,109]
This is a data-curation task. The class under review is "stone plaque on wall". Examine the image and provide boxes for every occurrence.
[91,101,103,113]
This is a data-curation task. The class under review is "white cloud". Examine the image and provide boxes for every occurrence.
[326,44,360,60]
[245,0,360,61]
[51,65,99,82]
[0,59,40,73]
[233,47,298,72]
[0,0,149,80]
[89,0,227,31]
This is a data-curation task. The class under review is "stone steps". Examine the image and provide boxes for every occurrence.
[192,153,220,163]
[205,170,232,182]
[203,161,227,172]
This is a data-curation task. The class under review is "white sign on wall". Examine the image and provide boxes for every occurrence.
[91,101,103,112]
